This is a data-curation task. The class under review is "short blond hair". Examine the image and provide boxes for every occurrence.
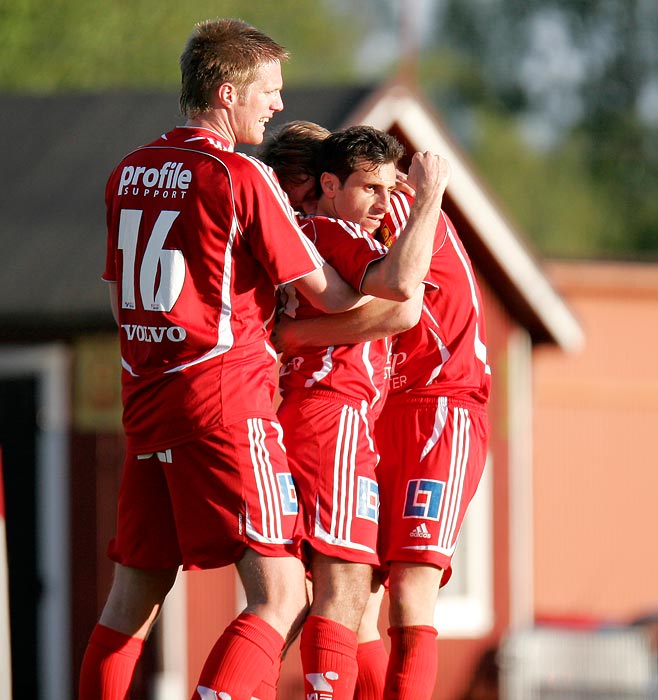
[179,18,289,118]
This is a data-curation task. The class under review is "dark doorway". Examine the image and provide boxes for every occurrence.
[0,376,39,699]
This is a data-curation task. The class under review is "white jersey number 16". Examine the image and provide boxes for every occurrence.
[118,208,185,313]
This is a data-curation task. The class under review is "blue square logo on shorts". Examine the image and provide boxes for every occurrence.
[357,477,379,522]
[403,479,444,520]
[277,473,299,515]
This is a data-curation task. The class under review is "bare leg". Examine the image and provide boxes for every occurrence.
[237,548,309,642]
[310,552,372,631]
[194,551,308,700]
[99,563,178,638]
[384,562,443,700]
[388,562,442,627]
[358,582,385,643]
[354,582,388,700]
[79,564,178,699]
[299,553,373,700]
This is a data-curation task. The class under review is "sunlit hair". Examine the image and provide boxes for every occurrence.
[259,120,331,189]
[179,18,289,118]
[317,126,405,185]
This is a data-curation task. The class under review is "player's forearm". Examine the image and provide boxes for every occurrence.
[275,291,423,351]
[362,152,449,301]
[361,196,442,300]
[296,263,372,314]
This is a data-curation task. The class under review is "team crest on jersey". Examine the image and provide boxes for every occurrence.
[403,479,445,521]
[276,473,299,515]
[378,222,394,249]
[356,477,379,523]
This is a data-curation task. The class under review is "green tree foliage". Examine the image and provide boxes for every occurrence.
[0,0,359,89]
[313,0,658,259]
[469,109,628,258]
[434,0,658,259]
[1,0,655,258]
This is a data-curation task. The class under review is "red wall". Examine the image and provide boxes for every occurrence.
[70,271,521,699]
[430,274,515,700]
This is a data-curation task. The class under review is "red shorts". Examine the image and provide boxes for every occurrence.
[108,418,301,570]
[278,391,380,566]
[374,395,489,581]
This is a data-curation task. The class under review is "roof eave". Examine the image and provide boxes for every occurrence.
[345,80,585,353]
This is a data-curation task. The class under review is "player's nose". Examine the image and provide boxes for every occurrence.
[271,91,284,112]
[375,191,391,214]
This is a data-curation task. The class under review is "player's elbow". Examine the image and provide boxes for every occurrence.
[393,281,420,301]
[387,283,424,330]
[398,301,423,329]
[380,278,420,302]
[388,296,423,332]
[361,277,418,302]
[297,265,362,314]
[362,259,424,301]
[312,288,365,314]
[312,297,344,314]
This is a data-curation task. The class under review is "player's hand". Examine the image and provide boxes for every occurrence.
[395,169,416,196]
[406,151,451,202]
[271,313,298,354]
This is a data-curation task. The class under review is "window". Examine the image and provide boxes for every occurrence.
[435,454,493,638]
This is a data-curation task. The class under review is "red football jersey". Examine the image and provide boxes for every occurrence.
[103,126,324,452]
[278,216,391,415]
[380,191,491,404]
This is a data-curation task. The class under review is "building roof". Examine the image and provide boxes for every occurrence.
[345,80,584,352]
[0,87,369,337]
[0,83,583,349]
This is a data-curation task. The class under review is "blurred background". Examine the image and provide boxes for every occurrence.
[0,1,657,699]
[2,0,657,259]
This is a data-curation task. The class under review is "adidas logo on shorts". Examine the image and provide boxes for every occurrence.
[409,522,431,539]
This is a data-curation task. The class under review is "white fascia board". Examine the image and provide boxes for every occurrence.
[351,86,585,353]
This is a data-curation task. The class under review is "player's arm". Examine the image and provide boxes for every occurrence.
[294,263,373,314]
[272,286,424,354]
[107,281,120,327]
[361,152,450,301]
[248,166,371,315]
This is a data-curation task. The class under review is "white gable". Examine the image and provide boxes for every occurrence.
[345,81,584,353]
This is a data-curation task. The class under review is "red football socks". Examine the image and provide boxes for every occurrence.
[78,624,145,700]
[193,612,284,700]
[355,638,389,700]
[384,625,438,700]
[300,615,359,700]
[250,655,281,700]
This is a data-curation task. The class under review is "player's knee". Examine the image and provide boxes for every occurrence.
[310,559,373,629]
[388,563,442,626]
[256,584,309,642]
[239,551,309,634]
[357,588,385,642]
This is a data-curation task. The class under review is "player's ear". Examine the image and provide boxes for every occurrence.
[320,172,339,198]
[216,82,237,108]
